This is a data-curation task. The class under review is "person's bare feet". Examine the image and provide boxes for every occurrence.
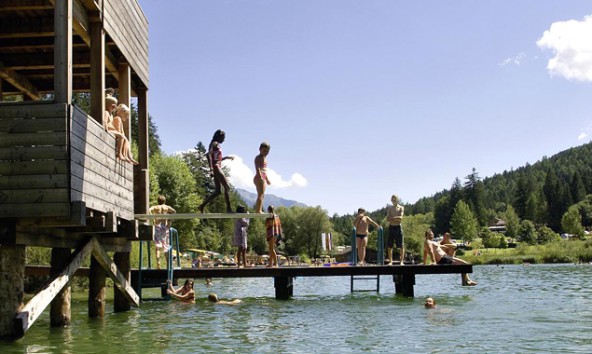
[463,280,478,286]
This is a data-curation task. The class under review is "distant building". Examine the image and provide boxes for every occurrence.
[488,218,507,233]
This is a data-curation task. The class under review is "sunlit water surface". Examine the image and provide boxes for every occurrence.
[2,264,592,353]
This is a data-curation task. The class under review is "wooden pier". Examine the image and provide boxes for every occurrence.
[27,264,474,299]
[161,264,473,299]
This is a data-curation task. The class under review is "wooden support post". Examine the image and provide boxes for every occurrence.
[54,0,73,104]
[393,274,415,297]
[113,252,131,312]
[118,62,131,139]
[135,87,149,215]
[274,276,293,300]
[50,248,72,327]
[15,238,95,338]
[88,256,106,318]
[0,244,25,339]
[89,19,105,124]
[91,241,139,306]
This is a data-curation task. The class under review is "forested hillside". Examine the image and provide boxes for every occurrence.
[406,142,592,235]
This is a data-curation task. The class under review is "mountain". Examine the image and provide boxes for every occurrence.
[235,188,307,209]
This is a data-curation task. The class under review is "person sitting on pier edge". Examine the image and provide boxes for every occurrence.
[353,208,380,266]
[440,232,458,257]
[167,279,195,303]
[386,194,405,265]
[198,129,234,213]
[423,229,477,286]
[208,293,242,305]
[265,205,282,267]
[107,103,138,164]
[104,88,117,132]
[149,195,177,269]
[233,205,250,268]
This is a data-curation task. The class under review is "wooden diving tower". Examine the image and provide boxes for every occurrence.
[0,0,151,338]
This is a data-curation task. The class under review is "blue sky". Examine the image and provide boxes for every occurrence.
[137,0,592,216]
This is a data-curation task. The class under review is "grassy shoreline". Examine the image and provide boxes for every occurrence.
[461,239,592,265]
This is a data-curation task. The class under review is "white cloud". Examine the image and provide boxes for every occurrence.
[536,15,592,82]
[578,132,588,140]
[225,155,307,191]
[499,52,526,66]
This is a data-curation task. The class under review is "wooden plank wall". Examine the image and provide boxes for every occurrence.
[70,105,134,220]
[0,103,70,218]
[0,103,134,221]
[103,0,149,87]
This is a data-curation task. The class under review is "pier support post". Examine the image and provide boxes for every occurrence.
[274,276,293,300]
[393,274,415,297]
[113,252,131,312]
[88,256,106,318]
[0,244,25,338]
[50,248,71,327]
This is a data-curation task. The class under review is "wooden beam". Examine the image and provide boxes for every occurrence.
[14,237,96,338]
[0,0,52,11]
[0,61,40,100]
[90,240,139,307]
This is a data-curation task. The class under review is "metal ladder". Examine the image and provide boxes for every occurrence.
[350,227,384,293]
[135,227,180,301]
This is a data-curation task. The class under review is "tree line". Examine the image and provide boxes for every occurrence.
[114,96,592,260]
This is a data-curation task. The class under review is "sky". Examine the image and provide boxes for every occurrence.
[136,0,592,216]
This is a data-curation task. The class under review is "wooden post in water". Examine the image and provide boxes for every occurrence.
[88,256,106,318]
[114,252,131,312]
[274,276,293,300]
[393,274,415,297]
[50,248,71,327]
[0,244,25,338]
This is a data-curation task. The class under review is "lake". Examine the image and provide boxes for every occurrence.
[2,264,592,353]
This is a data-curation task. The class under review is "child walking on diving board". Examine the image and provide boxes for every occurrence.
[254,142,271,213]
[198,129,234,213]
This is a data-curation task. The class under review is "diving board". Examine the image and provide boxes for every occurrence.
[134,213,273,220]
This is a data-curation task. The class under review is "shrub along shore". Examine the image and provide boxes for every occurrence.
[461,239,592,265]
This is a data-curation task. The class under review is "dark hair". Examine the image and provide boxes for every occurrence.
[236,205,246,213]
[267,205,275,213]
[212,129,225,143]
[184,279,194,287]
[259,141,270,150]
[157,195,166,205]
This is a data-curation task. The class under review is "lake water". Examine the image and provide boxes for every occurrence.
[2,264,592,353]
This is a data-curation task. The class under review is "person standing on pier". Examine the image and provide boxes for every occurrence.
[353,208,380,266]
[254,142,271,213]
[149,195,176,269]
[233,205,250,267]
[265,205,283,267]
[198,129,234,213]
[386,194,405,265]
